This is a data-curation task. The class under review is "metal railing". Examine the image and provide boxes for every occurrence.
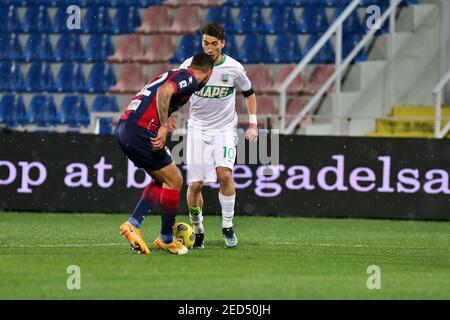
[432,69,450,138]
[277,0,403,135]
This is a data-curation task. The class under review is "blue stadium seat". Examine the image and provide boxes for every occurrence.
[54,34,84,62]
[60,0,87,6]
[238,35,271,63]
[0,33,23,61]
[23,34,53,62]
[92,95,120,112]
[28,95,58,127]
[54,63,85,93]
[52,6,74,33]
[82,6,112,34]
[0,62,25,92]
[323,0,351,6]
[92,95,120,134]
[298,6,329,34]
[233,7,266,34]
[0,95,27,127]
[270,35,302,63]
[84,34,114,63]
[332,5,363,34]
[170,34,202,64]
[266,6,297,34]
[84,64,116,93]
[205,6,234,29]
[21,5,52,33]
[342,34,368,63]
[303,34,335,63]
[59,95,90,127]
[111,6,141,34]
[359,0,382,5]
[0,5,21,33]
[223,35,239,58]
[25,63,54,93]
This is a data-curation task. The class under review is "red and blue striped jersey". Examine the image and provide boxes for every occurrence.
[120,68,199,129]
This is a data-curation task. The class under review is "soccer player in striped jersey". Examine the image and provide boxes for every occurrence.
[116,52,214,255]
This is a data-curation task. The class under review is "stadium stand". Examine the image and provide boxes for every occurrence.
[0,0,424,135]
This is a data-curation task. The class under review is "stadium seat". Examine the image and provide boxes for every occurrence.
[238,35,270,64]
[0,33,23,61]
[23,34,53,62]
[266,6,297,34]
[232,7,266,34]
[297,6,329,34]
[84,34,115,63]
[21,5,52,33]
[0,62,26,92]
[92,95,120,135]
[149,63,171,80]
[28,95,58,127]
[92,95,120,112]
[223,35,239,59]
[270,65,304,95]
[111,6,141,34]
[170,34,202,64]
[85,63,116,93]
[303,65,335,95]
[136,6,172,34]
[204,6,234,29]
[25,63,54,93]
[139,34,175,63]
[270,34,302,63]
[82,6,112,34]
[54,34,84,62]
[286,97,308,115]
[170,5,202,34]
[0,5,21,33]
[54,63,85,93]
[332,6,363,35]
[110,63,147,94]
[246,65,273,94]
[342,34,368,63]
[108,34,145,63]
[0,95,27,127]
[59,95,89,127]
[303,34,335,64]
[257,96,277,115]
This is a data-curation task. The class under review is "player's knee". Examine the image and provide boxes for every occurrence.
[189,181,203,194]
[217,169,233,188]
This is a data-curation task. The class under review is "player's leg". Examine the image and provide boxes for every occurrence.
[216,166,238,248]
[149,162,188,255]
[116,120,153,254]
[187,181,205,248]
[186,127,214,249]
[214,131,239,248]
[119,179,161,255]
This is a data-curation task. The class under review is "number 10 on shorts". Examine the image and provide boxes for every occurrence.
[223,146,236,160]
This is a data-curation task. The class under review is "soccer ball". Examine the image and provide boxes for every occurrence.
[173,222,195,249]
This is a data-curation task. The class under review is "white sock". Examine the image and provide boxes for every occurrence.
[219,193,235,229]
[189,207,204,234]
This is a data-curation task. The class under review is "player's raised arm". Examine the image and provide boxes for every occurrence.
[151,82,175,150]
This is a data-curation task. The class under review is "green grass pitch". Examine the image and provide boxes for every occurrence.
[0,212,449,299]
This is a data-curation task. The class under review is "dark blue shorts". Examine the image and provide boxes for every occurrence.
[115,119,173,172]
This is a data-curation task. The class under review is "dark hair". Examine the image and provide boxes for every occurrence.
[201,22,225,40]
[190,52,214,72]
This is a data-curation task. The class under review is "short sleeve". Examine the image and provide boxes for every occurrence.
[168,70,198,96]
[234,64,252,92]
[179,57,193,70]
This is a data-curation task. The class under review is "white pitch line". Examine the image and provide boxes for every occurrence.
[272,242,434,250]
[0,243,127,248]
